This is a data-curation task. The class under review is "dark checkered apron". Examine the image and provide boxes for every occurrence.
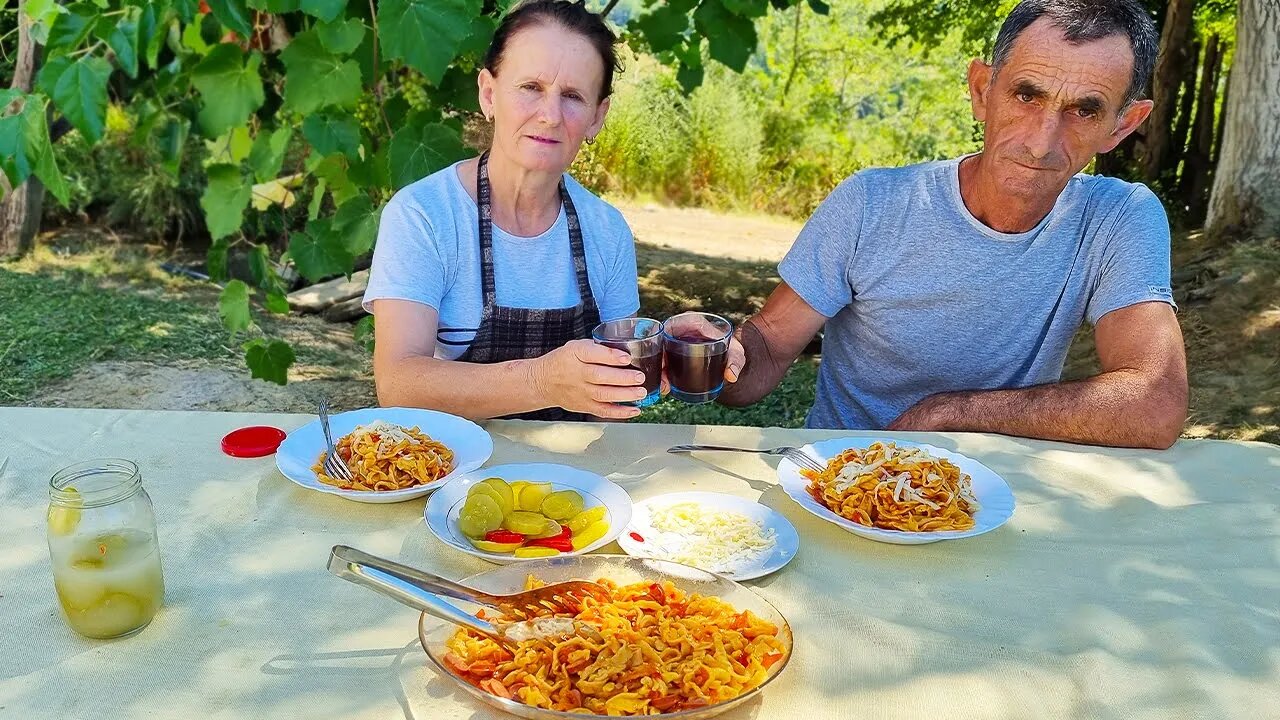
[456,151,601,422]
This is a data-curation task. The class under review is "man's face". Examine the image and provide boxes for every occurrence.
[969,17,1153,200]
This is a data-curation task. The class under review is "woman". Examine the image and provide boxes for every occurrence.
[363,0,648,421]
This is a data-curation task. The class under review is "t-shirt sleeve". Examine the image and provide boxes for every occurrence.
[1085,184,1177,326]
[595,209,640,322]
[362,191,449,314]
[777,175,864,318]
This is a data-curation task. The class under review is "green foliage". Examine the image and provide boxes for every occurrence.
[5,0,820,384]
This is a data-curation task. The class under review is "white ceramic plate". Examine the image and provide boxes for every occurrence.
[275,407,493,504]
[616,491,799,581]
[425,463,632,564]
[777,437,1015,545]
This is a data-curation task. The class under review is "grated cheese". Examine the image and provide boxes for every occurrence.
[644,502,776,574]
[352,420,422,454]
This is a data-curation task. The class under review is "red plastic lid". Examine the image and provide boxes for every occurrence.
[221,426,287,458]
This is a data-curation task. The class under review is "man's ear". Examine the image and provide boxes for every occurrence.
[1103,98,1154,153]
[968,58,993,123]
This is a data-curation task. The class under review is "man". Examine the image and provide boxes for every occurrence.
[718,0,1188,449]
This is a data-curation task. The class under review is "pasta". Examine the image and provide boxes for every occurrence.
[443,577,787,715]
[802,441,980,532]
[312,420,454,491]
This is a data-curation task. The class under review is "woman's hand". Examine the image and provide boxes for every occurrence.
[529,339,648,419]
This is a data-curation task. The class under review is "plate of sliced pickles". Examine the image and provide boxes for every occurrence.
[424,463,633,564]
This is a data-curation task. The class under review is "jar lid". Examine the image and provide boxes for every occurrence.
[221,426,287,458]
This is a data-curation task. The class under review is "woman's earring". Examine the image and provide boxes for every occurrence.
[586,136,596,145]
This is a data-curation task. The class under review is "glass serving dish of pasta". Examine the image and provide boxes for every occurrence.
[776,437,1015,545]
[418,555,793,720]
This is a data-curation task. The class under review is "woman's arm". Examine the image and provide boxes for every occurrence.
[371,299,647,420]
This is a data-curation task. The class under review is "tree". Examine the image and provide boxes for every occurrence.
[1141,0,1196,184]
[1,0,47,260]
[1206,0,1280,240]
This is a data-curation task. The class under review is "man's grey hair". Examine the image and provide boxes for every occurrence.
[991,0,1159,108]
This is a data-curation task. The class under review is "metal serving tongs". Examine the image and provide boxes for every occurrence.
[326,545,607,647]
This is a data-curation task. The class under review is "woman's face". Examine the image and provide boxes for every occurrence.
[478,22,610,175]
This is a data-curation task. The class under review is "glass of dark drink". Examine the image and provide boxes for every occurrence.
[591,318,664,408]
[662,312,733,404]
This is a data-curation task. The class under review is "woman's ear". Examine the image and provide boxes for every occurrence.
[478,68,496,121]
[587,96,611,139]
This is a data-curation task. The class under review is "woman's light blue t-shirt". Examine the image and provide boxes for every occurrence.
[363,161,640,359]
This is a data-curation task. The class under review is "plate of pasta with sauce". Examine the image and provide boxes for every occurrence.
[276,407,492,504]
[777,438,1014,545]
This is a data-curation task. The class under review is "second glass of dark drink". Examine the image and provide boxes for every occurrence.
[591,318,664,408]
[662,312,733,404]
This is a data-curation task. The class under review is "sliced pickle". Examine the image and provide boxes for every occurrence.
[516,482,553,512]
[540,490,584,521]
[458,495,503,538]
[466,483,509,515]
[468,538,523,553]
[47,487,82,536]
[570,519,610,551]
[566,506,607,534]
[513,546,561,558]
[503,510,551,535]
[480,478,515,513]
[529,519,563,539]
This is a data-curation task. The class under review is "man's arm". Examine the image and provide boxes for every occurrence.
[718,282,828,407]
[888,301,1188,449]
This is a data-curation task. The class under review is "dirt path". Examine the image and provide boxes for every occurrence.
[612,200,801,263]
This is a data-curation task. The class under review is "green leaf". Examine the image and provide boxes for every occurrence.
[51,55,112,143]
[300,0,347,23]
[289,221,353,282]
[389,120,469,189]
[332,195,381,255]
[248,127,291,183]
[207,237,230,281]
[675,40,704,94]
[380,0,481,85]
[247,0,300,11]
[248,243,271,288]
[280,30,364,113]
[24,96,70,205]
[317,17,365,55]
[353,315,375,351]
[201,163,252,240]
[104,12,141,78]
[244,339,295,385]
[138,2,160,69]
[310,153,358,204]
[348,143,390,188]
[24,0,68,45]
[205,125,253,165]
[159,116,191,175]
[634,3,692,53]
[457,15,496,58]
[46,6,98,55]
[205,0,253,37]
[723,0,768,18]
[308,178,327,220]
[694,0,758,73]
[302,111,361,159]
[806,0,830,14]
[429,65,480,113]
[191,45,265,137]
[181,19,210,54]
[219,280,252,335]
[265,290,291,314]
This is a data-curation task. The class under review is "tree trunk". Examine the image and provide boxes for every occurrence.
[1141,0,1198,184]
[0,0,45,261]
[1167,36,1200,179]
[1211,70,1230,168]
[1181,33,1223,224]
[1206,0,1280,240]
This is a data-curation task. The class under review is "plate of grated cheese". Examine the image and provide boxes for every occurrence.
[617,492,799,580]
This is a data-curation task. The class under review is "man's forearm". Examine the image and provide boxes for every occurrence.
[716,319,790,407]
[890,368,1188,449]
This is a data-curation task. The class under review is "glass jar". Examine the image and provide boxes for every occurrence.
[47,459,165,639]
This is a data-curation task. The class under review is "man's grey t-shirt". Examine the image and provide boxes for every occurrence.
[779,157,1175,430]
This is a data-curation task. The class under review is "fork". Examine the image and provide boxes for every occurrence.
[667,443,827,473]
[317,399,355,482]
[327,545,607,646]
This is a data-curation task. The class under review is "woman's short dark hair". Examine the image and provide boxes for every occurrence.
[991,0,1158,107]
[483,0,622,100]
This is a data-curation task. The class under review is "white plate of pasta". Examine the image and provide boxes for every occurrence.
[777,437,1014,545]
[275,407,492,504]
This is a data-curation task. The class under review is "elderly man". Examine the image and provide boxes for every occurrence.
[719,0,1187,449]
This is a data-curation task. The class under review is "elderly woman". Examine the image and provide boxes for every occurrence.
[363,0,648,421]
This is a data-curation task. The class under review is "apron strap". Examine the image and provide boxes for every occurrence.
[475,151,596,316]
